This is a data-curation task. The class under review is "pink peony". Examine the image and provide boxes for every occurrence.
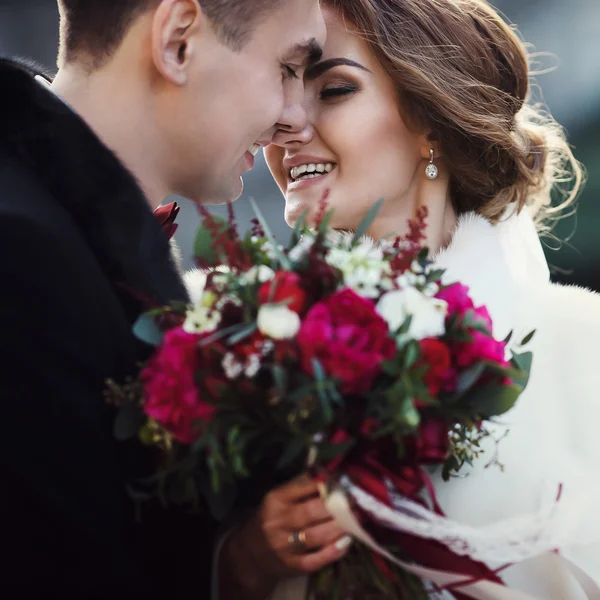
[142,327,216,444]
[456,330,508,369]
[296,289,396,394]
[436,283,474,318]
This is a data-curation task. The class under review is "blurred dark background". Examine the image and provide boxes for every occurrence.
[1,0,598,290]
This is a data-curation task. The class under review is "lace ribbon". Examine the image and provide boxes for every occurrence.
[323,482,600,600]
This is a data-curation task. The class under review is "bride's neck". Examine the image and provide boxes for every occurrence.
[366,175,457,254]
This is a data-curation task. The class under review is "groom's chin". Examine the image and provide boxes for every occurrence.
[198,176,244,206]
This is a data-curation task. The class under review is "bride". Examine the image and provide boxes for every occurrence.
[248,0,600,598]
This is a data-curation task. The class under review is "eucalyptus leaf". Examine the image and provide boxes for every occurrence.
[133,313,164,347]
[455,362,487,396]
[227,323,257,345]
[193,215,229,267]
[520,330,536,346]
[290,209,309,249]
[249,198,292,269]
[466,383,522,417]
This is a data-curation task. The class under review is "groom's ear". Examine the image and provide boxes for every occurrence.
[151,0,204,86]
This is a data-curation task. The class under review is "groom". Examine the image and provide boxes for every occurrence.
[0,0,324,598]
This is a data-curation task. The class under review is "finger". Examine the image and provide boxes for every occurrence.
[277,475,320,503]
[302,520,347,551]
[286,498,332,530]
[288,536,353,574]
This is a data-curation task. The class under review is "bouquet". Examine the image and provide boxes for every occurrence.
[109,198,535,598]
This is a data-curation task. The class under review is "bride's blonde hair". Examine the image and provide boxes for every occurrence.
[323,0,584,232]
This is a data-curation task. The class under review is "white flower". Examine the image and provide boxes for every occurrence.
[183,303,221,334]
[257,304,301,340]
[244,354,261,378]
[222,352,244,380]
[222,352,262,380]
[376,287,447,340]
[344,266,381,298]
[244,265,275,285]
[288,236,315,262]
[327,241,390,297]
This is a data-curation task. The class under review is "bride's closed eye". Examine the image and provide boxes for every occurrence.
[319,82,359,100]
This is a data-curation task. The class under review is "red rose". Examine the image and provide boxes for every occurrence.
[142,327,216,444]
[297,289,396,394]
[418,338,452,396]
[416,419,450,463]
[258,271,308,314]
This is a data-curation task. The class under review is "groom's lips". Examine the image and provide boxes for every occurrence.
[243,151,255,171]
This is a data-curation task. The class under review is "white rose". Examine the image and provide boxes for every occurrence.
[376,287,447,340]
[244,265,275,284]
[257,304,301,340]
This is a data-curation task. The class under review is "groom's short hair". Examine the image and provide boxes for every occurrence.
[58,0,280,67]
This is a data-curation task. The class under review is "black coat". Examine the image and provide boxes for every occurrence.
[0,58,215,598]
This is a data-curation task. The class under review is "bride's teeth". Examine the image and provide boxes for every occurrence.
[290,162,336,181]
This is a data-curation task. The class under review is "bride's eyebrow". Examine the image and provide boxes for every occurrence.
[305,57,371,81]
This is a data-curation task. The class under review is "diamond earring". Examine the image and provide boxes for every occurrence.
[425,148,438,180]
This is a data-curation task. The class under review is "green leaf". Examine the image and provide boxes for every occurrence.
[467,383,522,417]
[227,323,257,345]
[271,364,288,395]
[249,198,292,269]
[455,362,487,396]
[312,358,327,382]
[351,198,384,245]
[289,209,309,249]
[133,313,164,347]
[276,437,307,470]
[503,330,514,345]
[510,351,533,389]
[403,341,420,369]
[193,215,229,267]
[520,330,536,346]
[114,403,145,441]
[426,268,445,282]
[317,438,355,462]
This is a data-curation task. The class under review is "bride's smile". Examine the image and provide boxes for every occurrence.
[265,5,445,244]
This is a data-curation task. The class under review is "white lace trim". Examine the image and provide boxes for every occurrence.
[342,476,577,566]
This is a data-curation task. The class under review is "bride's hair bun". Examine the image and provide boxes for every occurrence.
[324,0,584,227]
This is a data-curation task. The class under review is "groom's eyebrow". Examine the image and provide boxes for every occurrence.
[287,38,323,66]
[305,58,371,81]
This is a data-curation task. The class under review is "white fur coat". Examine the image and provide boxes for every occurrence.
[201,210,600,599]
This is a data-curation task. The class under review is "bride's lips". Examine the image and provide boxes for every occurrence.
[286,168,335,192]
[283,154,338,193]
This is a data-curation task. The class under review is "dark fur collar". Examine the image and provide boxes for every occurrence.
[0,57,187,305]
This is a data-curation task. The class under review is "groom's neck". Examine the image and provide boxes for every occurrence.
[52,60,167,210]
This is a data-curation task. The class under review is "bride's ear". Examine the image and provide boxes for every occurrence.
[151,0,203,86]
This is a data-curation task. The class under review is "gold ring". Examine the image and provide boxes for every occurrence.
[288,530,308,551]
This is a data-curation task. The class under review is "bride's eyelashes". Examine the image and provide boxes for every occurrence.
[319,82,359,100]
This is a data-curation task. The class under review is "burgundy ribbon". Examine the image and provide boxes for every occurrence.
[154,202,180,240]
